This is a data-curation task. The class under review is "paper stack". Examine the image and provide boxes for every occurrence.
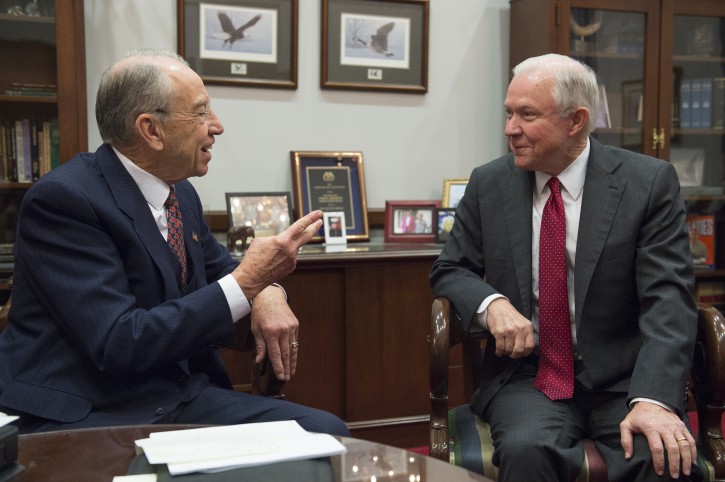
[134,421,346,476]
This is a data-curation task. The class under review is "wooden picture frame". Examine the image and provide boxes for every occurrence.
[225,191,293,237]
[433,207,456,244]
[177,0,298,89]
[290,151,369,242]
[442,178,467,208]
[321,0,429,93]
[384,200,440,243]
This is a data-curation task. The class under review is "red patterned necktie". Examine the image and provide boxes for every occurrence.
[535,177,575,400]
[165,188,188,287]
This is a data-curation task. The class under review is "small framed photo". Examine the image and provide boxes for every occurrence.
[225,192,293,238]
[442,179,467,208]
[321,0,429,93]
[177,0,298,89]
[290,151,369,242]
[384,200,440,243]
[323,211,347,245]
[433,208,456,244]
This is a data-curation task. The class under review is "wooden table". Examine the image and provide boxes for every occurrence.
[14,424,491,481]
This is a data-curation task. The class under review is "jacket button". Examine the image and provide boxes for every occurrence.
[155,407,166,416]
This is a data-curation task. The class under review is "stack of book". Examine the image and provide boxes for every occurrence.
[0,118,60,183]
[678,77,725,129]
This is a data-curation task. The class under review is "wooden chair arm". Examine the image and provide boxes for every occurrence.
[429,297,451,461]
[230,314,285,399]
[692,303,725,477]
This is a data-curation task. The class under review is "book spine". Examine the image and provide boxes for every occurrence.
[42,120,50,175]
[680,79,692,129]
[701,78,712,129]
[691,79,702,129]
[49,118,60,170]
[22,119,31,182]
[14,120,25,182]
[31,120,39,181]
[713,77,725,130]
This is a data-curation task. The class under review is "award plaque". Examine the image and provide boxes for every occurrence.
[290,151,369,242]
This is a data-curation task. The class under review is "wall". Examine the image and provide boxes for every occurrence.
[84,0,510,211]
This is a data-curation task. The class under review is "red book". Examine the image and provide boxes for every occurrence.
[687,215,716,270]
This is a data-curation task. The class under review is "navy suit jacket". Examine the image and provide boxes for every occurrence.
[0,144,240,424]
[430,138,697,417]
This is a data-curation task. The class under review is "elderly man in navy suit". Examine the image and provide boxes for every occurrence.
[431,54,701,481]
[0,49,348,437]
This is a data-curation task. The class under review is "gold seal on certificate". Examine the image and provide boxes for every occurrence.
[291,151,369,242]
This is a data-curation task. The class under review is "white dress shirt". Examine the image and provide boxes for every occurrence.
[113,147,250,322]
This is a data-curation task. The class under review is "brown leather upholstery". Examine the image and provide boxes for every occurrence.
[429,296,725,480]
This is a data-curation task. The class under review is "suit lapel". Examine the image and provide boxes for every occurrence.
[503,160,534,317]
[95,144,180,298]
[574,139,626,326]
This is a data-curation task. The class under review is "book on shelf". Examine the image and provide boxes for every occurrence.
[701,78,712,129]
[687,214,716,270]
[680,79,692,128]
[691,79,703,129]
[696,281,725,307]
[713,77,725,130]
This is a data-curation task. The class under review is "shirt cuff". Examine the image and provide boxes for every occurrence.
[219,274,251,322]
[472,294,508,331]
[629,397,674,412]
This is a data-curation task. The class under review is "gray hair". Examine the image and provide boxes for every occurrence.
[95,49,189,146]
[512,53,600,134]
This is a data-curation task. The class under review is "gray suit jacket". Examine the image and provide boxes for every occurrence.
[0,144,238,425]
[430,137,697,417]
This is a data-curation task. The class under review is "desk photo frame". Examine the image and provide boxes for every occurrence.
[225,191,293,237]
[384,200,440,243]
[442,178,467,208]
[321,0,429,93]
[290,151,369,242]
[177,0,298,89]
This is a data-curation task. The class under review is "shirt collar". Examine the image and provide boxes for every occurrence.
[112,146,171,209]
[534,138,589,200]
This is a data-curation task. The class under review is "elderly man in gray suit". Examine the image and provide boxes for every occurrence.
[430,54,701,481]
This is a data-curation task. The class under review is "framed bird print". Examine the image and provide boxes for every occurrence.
[177,0,298,89]
[321,0,429,94]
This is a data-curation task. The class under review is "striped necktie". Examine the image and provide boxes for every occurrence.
[165,188,188,287]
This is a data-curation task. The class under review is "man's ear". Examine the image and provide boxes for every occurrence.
[569,107,589,135]
[135,113,165,151]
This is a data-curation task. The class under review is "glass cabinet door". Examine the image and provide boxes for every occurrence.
[567,6,651,154]
[668,12,724,198]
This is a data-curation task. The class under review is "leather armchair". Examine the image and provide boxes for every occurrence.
[429,296,725,481]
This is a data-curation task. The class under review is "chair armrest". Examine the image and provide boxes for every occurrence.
[429,297,451,461]
[230,314,285,399]
[692,303,725,478]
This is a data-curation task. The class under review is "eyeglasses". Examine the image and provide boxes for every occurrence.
[154,107,210,123]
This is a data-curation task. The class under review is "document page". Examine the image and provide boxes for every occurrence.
[135,420,346,476]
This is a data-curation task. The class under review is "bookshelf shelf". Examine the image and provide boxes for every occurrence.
[0,0,86,299]
[0,95,57,104]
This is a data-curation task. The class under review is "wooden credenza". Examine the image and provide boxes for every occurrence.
[220,241,455,449]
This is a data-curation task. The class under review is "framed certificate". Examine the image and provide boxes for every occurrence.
[290,151,369,242]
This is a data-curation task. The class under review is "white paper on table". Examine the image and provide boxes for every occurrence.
[0,412,19,428]
[135,420,346,476]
